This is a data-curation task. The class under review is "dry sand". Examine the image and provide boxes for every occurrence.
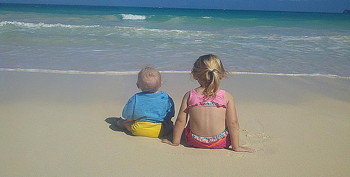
[1,71,349,177]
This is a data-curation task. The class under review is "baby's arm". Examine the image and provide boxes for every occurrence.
[162,92,189,146]
[225,92,255,153]
[122,94,136,119]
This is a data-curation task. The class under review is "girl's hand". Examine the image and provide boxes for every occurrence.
[161,139,179,146]
[232,146,255,153]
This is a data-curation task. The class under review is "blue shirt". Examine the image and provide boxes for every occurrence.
[122,91,175,123]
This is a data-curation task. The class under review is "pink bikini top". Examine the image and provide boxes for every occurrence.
[187,89,227,109]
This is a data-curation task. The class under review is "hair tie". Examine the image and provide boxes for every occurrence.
[209,69,216,73]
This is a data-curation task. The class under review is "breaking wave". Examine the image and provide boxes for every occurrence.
[120,14,147,20]
[0,21,100,28]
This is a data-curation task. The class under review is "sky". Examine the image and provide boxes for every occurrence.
[0,0,349,13]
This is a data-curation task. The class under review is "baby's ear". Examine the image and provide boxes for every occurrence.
[136,82,140,89]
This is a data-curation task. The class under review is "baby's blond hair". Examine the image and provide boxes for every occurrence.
[137,67,161,93]
[191,54,227,98]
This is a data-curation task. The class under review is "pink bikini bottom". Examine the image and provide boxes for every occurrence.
[185,126,231,149]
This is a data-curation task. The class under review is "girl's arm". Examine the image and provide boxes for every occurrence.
[225,92,255,153]
[162,92,189,146]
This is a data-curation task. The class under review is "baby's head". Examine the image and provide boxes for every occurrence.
[137,67,162,93]
[192,54,227,97]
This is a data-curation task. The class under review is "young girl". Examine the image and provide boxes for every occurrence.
[162,54,254,152]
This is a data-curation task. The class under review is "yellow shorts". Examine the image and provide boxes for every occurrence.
[130,121,162,138]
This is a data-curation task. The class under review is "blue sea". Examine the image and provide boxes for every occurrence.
[1,3,350,78]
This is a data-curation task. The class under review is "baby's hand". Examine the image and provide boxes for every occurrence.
[161,139,179,146]
[232,146,255,153]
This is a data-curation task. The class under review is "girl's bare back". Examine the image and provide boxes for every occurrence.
[186,87,228,136]
[188,104,227,137]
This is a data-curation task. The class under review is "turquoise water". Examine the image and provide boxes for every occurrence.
[1,3,350,77]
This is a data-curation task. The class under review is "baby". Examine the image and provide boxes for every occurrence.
[116,67,175,138]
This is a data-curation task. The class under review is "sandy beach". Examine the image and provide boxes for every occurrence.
[1,70,349,177]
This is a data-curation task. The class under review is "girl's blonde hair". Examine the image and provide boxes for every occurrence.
[191,54,227,98]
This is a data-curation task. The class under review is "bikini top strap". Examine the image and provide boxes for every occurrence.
[185,91,191,128]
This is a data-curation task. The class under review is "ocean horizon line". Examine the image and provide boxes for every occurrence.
[1,68,349,79]
[0,2,346,14]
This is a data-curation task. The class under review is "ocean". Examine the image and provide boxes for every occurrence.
[1,3,350,78]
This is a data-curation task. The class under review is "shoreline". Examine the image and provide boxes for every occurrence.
[1,68,349,79]
[1,71,349,176]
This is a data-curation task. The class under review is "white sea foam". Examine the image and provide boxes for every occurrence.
[115,26,185,33]
[232,72,350,79]
[1,68,349,79]
[0,20,208,38]
[92,50,109,52]
[0,21,100,29]
[0,68,139,75]
[113,26,214,38]
[120,14,147,20]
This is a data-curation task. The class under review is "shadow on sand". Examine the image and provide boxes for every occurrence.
[105,117,133,136]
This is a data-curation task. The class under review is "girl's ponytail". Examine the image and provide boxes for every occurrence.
[192,54,227,98]
[203,69,219,97]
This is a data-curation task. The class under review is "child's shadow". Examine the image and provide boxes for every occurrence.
[105,117,132,136]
